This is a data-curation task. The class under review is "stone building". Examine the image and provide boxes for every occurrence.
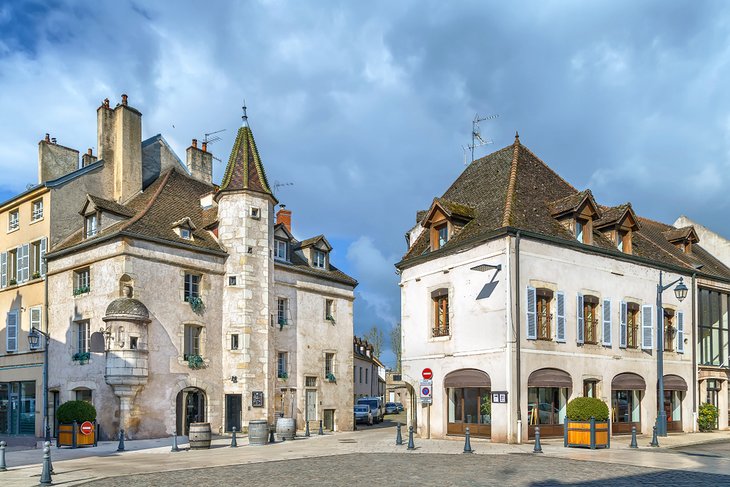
[41,98,356,439]
[397,135,730,443]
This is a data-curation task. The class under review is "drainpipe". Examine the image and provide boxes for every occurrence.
[43,253,50,441]
[515,230,522,444]
[691,272,697,432]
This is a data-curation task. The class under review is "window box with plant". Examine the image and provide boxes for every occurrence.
[8,278,17,286]
[187,354,205,369]
[188,296,205,314]
[326,373,336,383]
[277,371,288,380]
[57,400,98,448]
[73,286,90,296]
[72,351,91,364]
[32,271,41,280]
[564,397,610,449]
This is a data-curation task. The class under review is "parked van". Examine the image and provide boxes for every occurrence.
[357,397,384,423]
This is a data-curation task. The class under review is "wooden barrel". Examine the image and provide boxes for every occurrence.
[189,422,211,449]
[276,417,295,440]
[248,420,269,446]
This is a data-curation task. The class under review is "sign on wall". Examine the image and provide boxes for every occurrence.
[420,379,432,404]
[491,391,508,404]
[252,391,264,408]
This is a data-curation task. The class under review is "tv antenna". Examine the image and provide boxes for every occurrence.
[467,113,499,164]
[203,128,226,145]
[273,180,294,194]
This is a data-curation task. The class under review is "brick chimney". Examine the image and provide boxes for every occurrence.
[81,148,98,167]
[38,134,79,183]
[97,94,143,203]
[276,205,292,232]
[186,138,213,184]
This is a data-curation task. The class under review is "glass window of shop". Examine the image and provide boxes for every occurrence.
[527,387,567,426]
[698,288,729,366]
[0,381,36,435]
[448,388,491,425]
[611,390,640,423]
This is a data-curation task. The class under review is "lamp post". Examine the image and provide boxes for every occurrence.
[27,327,50,442]
[656,271,688,437]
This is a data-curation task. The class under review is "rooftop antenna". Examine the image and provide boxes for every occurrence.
[273,180,294,194]
[467,113,499,165]
[203,128,226,146]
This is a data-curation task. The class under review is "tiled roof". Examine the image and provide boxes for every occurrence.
[218,125,275,199]
[594,204,634,229]
[663,226,698,243]
[398,136,730,281]
[275,251,358,287]
[86,195,135,217]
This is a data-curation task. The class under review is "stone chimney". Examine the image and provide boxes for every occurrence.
[97,94,143,203]
[276,205,292,232]
[81,148,98,167]
[186,138,213,184]
[38,134,79,183]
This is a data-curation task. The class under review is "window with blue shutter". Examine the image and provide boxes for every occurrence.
[6,310,18,352]
[576,294,584,344]
[602,299,612,346]
[0,251,6,288]
[676,311,684,353]
[526,286,537,340]
[619,301,627,348]
[641,304,653,350]
[40,237,47,277]
[556,291,566,342]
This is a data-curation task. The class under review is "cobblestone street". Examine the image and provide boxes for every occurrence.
[85,453,730,486]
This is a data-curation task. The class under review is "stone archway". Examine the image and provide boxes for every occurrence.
[176,387,206,436]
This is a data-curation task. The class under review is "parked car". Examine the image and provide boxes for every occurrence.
[357,397,384,423]
[385,402,398,414]
[354,405,373,425]
[395,402,404,412]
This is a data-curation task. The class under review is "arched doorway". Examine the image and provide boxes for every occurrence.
[663,375,687,432]
[611,372,645,434]
[444,369,491,437]
[527,368,572,438]
[176,388,206,436]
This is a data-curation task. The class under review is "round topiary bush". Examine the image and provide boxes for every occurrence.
[566,397,609,421]
[698,402,718,432]
[57,400,97,423]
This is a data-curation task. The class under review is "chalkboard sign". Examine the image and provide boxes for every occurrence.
[252,391,264,408]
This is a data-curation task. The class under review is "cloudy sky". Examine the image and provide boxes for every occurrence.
[2,0,730,366]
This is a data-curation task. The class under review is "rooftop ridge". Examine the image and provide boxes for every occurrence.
[501,133,521,227]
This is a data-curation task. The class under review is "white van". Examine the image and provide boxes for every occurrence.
[357,397,384,423]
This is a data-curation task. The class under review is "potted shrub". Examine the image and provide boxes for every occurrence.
[188,296,205,314]
[57,400,98,448]
[698,402,718,432]
[187,354,205,369]
[564,397,610,449]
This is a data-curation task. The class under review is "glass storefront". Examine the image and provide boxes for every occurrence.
[0,381,36,435]
[528,387,567,428]
[663,390,682,431]
[611,390,641,434]
[447,387,491,437]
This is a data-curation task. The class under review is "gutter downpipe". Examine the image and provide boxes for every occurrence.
[43,254,50,442]
[515,231,522,443]
[691,272,698,432]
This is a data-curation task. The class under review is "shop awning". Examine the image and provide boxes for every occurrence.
[444,369,491,388]
[611,373,646,391]
[527,368,572,388]
[663,374,688,392]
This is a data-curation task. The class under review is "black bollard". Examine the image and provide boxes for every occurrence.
[117,429,125,452]
[650,425,659,447]
[630,426,638,449]
[407,425,415,450]
[231,427,238,448]
[171,434,180,452]
[0,440,6,472]
[268,425,276,444]
[305,420,311,437]
[533,426,543,453]
[396,422,403,446]
[463,427,473,453]
[39,445,52,486]
[44,441,54,474]
[318,420,324,436]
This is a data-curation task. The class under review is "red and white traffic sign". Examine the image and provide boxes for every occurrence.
[79,421,93,435]
[422,368,433,380]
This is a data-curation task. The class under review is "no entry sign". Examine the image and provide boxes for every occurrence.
[422,368,433,380]
[80,421,93,435]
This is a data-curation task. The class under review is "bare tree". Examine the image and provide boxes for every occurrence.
[364,325,385,358]
[390,322,402,372]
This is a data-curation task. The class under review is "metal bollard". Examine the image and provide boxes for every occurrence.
[230,427,238,448]
[318,420,324,436]
[533,426,543,453]
[305,420,311,437]
[463,427,473,453]
[407,425,415,450]
[117,428,125,452]
[39,445,52,485]
[396,422,403,446]
[171,434,180,452]
[650,425,659,447]
[0,440,6,471]
[44,441,54,474]
[630,426,638,449]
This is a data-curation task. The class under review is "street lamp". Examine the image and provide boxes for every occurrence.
[656,271,688,437]
[28,327,50,442]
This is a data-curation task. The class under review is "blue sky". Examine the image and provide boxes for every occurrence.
[2,0,730,367]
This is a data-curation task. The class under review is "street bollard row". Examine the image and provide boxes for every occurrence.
[407,425,415,450]
[395,422,403,446]
[650,425,659,447]
[630,425,638,448]
[39,444,52,486]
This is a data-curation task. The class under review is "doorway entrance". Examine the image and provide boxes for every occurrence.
[444,369,491,438]
[176,388,206,436]
[706,379,721,430]
[305,389,317,425]
[225,394,242,432]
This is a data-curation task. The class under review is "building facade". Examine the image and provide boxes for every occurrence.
[353,337,385,402]
[397,135,730,443]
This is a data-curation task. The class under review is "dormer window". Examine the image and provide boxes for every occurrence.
[663,226,699,255]
[85,214,99,238]
[549,190,600,247]
[313,250,326,269]
[180,228,192,240]
[575,217,592,244]
[274,239,288,261]
[172,217,197,241]
[437,224,448,248]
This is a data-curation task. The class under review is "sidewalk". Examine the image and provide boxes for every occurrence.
[1,427,728,486]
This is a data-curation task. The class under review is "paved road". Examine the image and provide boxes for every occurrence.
[85,453,730,487]
[673,439,730,457]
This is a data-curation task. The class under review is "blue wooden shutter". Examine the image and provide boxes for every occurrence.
[526,286,537,340]
[602,299,612,346]
[577,293,584,344]
[676,311,684,353]
[0,252,6,288]
[556,291,566,342]
[619,301,627,348]
[6,311,18,352]
[642,304,653,350]
[40,237,47,277]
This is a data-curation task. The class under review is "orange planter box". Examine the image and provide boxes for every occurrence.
[565,419,609,449]
[57,423,97,448]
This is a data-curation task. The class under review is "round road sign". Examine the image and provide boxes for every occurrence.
[421,387,431,396]
[422,368,433,380]
[80,421,93,435]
